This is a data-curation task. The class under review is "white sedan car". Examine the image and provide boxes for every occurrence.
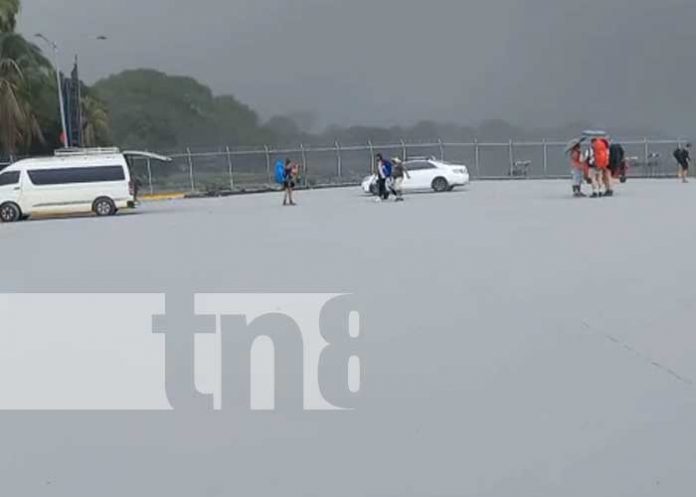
[362,158,470,195]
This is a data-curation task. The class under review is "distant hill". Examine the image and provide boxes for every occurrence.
[93,69,273,150]
[93,69,670,151]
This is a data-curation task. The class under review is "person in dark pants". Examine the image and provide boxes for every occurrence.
[674,143,691,183]
[375,154,392,202]
[391,158,410,201]
[283,159,298,206]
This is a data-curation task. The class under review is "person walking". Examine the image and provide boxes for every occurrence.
[282,159,298,206]
[674,143,691,183]
[375,154,393,202]
[569,143,586,197]
[591,137,612,197]
[609,142,626,183]
[584,141,600,197]
[391,157,410,201]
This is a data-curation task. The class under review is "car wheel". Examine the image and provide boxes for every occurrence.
[432,177,449,193]
[0,202,21,223]
[93,197,116,217]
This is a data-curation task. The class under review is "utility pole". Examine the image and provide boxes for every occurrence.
[35,34,68,148]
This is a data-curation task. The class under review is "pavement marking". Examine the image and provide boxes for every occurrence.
[581,320,694,387]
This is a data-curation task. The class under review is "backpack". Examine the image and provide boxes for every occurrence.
[674,148,686,164]
[275,160,286,184]
[383,160,393,177]
[609,143,625,170]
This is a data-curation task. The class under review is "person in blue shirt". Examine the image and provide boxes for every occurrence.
[375,154,393,202]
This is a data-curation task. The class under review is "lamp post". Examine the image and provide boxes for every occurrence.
[35,34,69,148]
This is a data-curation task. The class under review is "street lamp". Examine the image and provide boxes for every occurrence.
[35,33,69,149]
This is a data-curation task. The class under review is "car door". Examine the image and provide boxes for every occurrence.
[403,161,428,190]
[404,161,436,190]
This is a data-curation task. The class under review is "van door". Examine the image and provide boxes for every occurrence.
[122,151,172,162]
[22,168,85,214]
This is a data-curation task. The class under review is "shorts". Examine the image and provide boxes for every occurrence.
[393,177,404,191]
[283,180,295,189]
[679,162,689,171]
[571,168,584,186]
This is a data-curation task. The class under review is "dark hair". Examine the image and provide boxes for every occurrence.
[375,153,383,161]
[687,143,692,148]
[285,158,292,166]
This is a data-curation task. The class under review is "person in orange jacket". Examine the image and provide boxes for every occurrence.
[591,137,613,197]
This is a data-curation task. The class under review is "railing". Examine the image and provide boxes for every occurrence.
[2,138,688,194]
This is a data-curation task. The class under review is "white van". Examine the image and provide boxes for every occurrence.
[0,148,169,222]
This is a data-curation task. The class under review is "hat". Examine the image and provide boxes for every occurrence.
[392,157,403,164]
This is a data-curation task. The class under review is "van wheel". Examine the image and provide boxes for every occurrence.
[432,177,449,193]
[0,202,21,223]
[93,197,116,217]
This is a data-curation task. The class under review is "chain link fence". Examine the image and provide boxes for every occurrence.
[1,138,689,194]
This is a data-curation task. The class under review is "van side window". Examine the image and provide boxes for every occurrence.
[0,171,20,186]
[27,166,125,186]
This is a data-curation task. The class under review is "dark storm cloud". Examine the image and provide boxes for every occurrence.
[18,0,696,134]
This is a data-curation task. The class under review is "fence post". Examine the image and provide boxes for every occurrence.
[543,139,548,178]
[643,138,649,176]
[226,146,234,190]
[474,139,481,178]
[508,140,515,177]
[335,140,342,180]
[186,147,195,192]
[368,140,375,174]
[264,145,271,184]
[438,139,445,161]
[400,139,407,161]
[300,143,307,186]
[146,157,154,195]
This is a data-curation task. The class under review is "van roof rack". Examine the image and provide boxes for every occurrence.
[54,147,121,157]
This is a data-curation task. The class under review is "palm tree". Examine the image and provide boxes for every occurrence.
[81,95,111,146]
[0,0,20,33]
[0,32,50,154]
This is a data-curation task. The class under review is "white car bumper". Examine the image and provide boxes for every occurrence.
[448,173,470,186]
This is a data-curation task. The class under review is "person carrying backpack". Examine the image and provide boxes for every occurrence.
[674,143,691,183]
[278,158,298,206]
[391,157,410,201]
[375,154,393,202]
[591,137,613,197]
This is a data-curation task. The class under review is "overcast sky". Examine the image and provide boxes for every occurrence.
[18,0,696,134]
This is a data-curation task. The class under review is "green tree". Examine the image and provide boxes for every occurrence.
[93,69,270,149]
[0,0,19,33]
[0,32,51,155]
[81,94,111,147]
